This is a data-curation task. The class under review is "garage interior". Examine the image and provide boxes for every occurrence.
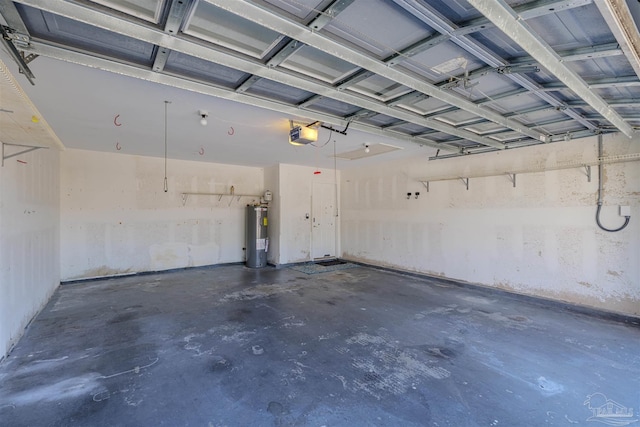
[0,0,639,425]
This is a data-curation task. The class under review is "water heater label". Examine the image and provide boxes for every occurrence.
[256,239,266,250]
[263,217,268,226]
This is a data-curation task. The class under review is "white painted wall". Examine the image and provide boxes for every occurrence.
[273,164,340,265]
[341,133,640,316]
[60,149,264,280]
[0,148,60,359]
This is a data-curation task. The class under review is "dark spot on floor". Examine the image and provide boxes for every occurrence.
[364,371,382,383]
[210,356,232,373]
[107,311,136,324]
[227,308,252,322]
[422,346,456,359]
[267,401,285,416]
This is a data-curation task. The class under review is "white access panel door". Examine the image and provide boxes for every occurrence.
[311,182,336,259]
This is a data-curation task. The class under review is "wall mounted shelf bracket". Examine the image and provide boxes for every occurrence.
[506,173,516,187]
[180,192,262,206]
[460,177,469,190]
[2,142,48,166]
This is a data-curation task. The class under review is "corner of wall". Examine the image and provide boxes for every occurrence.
[0,147,61,359]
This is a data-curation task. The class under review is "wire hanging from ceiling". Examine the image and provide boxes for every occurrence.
[334,135,339,218]
[310,127,333,148]
[164,100,171,193]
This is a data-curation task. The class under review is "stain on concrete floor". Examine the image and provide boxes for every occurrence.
[0,265,638,426]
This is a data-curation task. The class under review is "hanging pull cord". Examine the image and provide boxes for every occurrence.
[164,100,170,193]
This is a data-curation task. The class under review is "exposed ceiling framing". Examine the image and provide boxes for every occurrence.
[1,0,639,158]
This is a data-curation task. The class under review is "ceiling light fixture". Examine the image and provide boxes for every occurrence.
[199,110,208,126]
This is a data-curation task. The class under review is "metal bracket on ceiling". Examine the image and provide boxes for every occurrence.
[0,25,36,85]
[20,51,38,64]
[506,173,516,188]
[496,65,540,74]
[320,120,350,135]
[2,142,48,166]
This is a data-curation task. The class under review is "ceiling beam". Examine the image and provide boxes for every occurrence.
[384,33,450,67]
[453,0,594,37]
[393,0,598,131]
[26,41,458,152]
[0,0,29,34]
[266,1,354,69]
[509,42,623,64]
[235,74,262,93]
[307,0,356,30]
[152,0,192,72]
[594,0,640,80]
[380,0,594,68]
[586,76,640,88]
[12,0,504,148]
[467,0,635,137]
[566,98,640,108]
[206,0,546,143]
[386,91,429,108]
[540,75,640,89]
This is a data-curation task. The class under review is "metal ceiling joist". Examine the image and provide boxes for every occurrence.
[266,39,304,67]
[335,70,375,89]
[382,120,409,130]
[585,113,640,121]
[567,98,640,108]
[467,0,635,138]
[206,0,546,143]
[594,0,640,80]
[235,74,262,92]
[386,91,429,108]
[298,94,323,108]
[26,42,458,152]
[585,76,640,88]
[453,0,594,37]
[509,43,623,64]
[393,0,598,131]
[307,0,356,30]
[152,0,191,72]
[540,75,640,90]
[266,2,354,74]
[11,0,503,148]
[0,24,35,84]
[0,0,28,34]
[384,33,450,67]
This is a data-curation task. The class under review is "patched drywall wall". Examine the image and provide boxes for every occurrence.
[0,148,60,359]
[60,149,264,280]
[341,133,640,317]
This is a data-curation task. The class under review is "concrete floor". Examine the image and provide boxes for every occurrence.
[1,264,639,427]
